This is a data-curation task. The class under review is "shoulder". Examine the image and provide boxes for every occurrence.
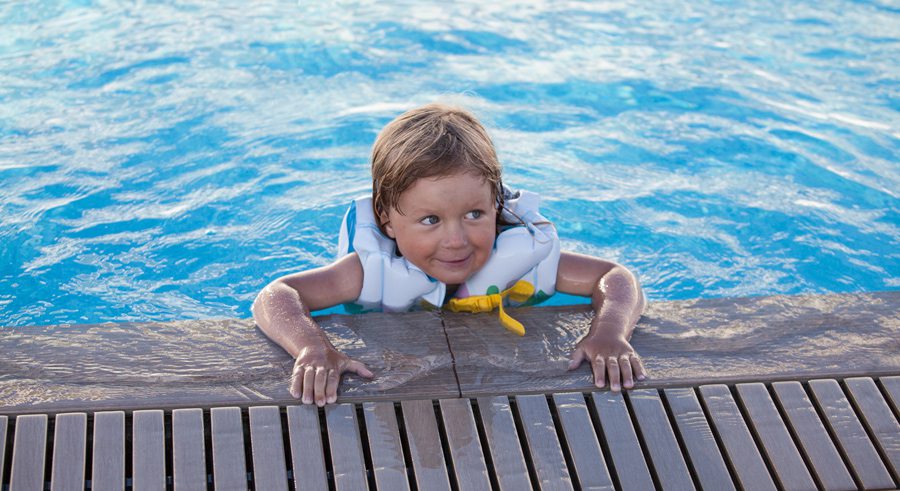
[499,188,556,233]
[339,196,393,257]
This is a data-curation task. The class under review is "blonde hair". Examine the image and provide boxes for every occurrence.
[371,103,503,232]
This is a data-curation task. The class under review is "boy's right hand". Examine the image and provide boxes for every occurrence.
[290,341,374,406]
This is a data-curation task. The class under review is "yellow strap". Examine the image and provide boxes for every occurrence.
[446,281,535,336]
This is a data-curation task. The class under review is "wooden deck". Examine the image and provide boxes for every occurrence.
[1,291,898,489]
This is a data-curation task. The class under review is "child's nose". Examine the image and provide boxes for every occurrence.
[442,222,468,248]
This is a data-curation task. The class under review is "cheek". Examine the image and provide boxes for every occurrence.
[395,230,433,258]
[472,225,496,251]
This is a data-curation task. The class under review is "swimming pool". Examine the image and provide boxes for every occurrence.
[1,1,897,327]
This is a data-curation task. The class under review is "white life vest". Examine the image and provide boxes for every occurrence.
[337,188,561,314]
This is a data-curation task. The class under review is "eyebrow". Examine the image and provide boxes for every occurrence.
[405,198,491,217]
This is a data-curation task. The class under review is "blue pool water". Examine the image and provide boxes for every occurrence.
[1,1,898,327]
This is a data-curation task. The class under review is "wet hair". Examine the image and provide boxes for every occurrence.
[371,103,503,234]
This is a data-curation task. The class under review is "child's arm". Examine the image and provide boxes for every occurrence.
[557,251,646,391]
[251,252,374,406]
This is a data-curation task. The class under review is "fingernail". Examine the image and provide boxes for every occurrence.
[638,375,646,381]
[327,396,336,403]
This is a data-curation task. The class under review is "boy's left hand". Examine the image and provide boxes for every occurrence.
[567,330,647,391]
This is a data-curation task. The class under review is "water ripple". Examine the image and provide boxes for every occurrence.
[1,0,897,326]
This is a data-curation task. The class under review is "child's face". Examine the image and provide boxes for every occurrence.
[382,171,497,286]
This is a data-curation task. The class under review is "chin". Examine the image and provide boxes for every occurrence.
[423,256,488,286]
[433,272,470,285]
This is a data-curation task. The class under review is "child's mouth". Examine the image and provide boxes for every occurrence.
[437,254,472,268]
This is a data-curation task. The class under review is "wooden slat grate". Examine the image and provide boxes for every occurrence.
[2,376,898,490]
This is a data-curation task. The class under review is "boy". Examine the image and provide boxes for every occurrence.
[252,103,645,406]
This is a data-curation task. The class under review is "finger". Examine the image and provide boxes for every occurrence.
[632,355,648,381]
[314,367,328,407]
[325,369,340,404]
[301,367,316,405]
[592,355,606,388]
[289,365,304,399]
[607,356,621,392]
[347,359,375,378]
[568,346,585,370]
[619,354,634,389]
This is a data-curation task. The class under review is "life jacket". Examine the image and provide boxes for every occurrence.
[337,188,561,334]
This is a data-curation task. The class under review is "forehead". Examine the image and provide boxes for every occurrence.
[397,172,493,213]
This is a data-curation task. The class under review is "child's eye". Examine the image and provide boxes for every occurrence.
[419,215,440,225]
[465,210,483,219]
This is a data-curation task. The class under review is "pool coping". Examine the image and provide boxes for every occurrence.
[1,290,898,415]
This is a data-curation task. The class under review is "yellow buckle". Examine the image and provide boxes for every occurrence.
[445,280,534,336]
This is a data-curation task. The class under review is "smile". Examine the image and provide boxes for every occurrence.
[436,254,472,268]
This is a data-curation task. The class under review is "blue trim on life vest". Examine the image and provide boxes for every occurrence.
[345,200,357,254]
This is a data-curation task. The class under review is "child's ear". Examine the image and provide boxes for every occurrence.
[380,213,396,238]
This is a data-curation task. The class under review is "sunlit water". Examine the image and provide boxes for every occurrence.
[1,1,898,327]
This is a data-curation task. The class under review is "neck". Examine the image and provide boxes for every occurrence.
[443,284,460,305]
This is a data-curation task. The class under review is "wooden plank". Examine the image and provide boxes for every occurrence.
[0,416,6,485]
[401,399,451,491]
[735,383,816,491]
[771,381,856,491]
[91,411,125,491]
[627,389,694,491]
[445,291,900,399]
[50,413,87,491]
[133,410,167,490]
[210,407,248,491]
[515,394,573,491]
[551,392,614,490]
[324,403,369,491]
[882,376,900,415]
[248,406,289,491]
[0,311,456,414]
[844,377,900,482]
[362,402,408,491]
[172,408,207,491]
[808,379,895,490]
[591,391,654,491]
[10,414,47,491]
[286,405,329,491]
[699,384,776,491]
[664,388,734,490]
[4,292,900,415]
[132,410,166,491]
[475,396,531,491]
[438,398,491,491]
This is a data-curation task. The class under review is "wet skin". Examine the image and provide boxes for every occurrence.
[253,171,647,405]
